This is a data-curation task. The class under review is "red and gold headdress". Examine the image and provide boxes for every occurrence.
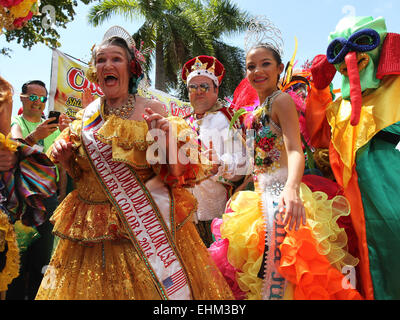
[182,55,225,87]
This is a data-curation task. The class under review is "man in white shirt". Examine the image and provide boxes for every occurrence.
[181,56,250,247]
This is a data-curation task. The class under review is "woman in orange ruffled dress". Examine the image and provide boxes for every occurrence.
[34,26,234,300]
[208,17,362,300]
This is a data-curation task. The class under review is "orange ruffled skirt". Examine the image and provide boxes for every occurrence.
[211,183,362,300]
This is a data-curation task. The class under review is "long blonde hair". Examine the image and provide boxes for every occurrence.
[0,76,14,135]
[0,76,13,107]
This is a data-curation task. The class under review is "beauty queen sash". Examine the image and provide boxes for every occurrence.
[81,100,192,300]
[258,170,288,300]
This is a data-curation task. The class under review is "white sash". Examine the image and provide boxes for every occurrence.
[258,170,288,300]
[81,100,191,300]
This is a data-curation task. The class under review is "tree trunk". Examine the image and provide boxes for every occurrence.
[155,37,166,92]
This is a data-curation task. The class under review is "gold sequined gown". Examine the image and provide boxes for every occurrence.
[35,111,234,300]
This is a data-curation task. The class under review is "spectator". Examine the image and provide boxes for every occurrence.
[6,80,65,300]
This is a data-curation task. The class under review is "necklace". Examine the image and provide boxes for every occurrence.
[252,90,282,130]
[257,89,282,112]
[193,99,223,120]
[104,94,136,119]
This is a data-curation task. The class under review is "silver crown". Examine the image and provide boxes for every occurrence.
[244,16,284,57]
[102,25,136,49]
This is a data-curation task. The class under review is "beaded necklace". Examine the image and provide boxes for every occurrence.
[104,94,136,119]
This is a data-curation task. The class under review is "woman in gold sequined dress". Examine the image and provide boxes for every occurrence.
[35,26,234,300]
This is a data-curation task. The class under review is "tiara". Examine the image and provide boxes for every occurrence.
[100,25,152,65]
[103,25,136,49]
[244,16,284,57]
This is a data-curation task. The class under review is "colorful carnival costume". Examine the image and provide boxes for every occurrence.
[209,90,361,300]
[7,112,61,300]
[0,133,57,294]
[307,16,400,300]
[35,99,234,300]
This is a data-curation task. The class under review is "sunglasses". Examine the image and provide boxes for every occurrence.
[188,83,210,93]
[21,94,48,103]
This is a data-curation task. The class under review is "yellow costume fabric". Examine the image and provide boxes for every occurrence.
[0,134,20,292]
[0,210,20,292]
[35,112,234,300]
[327,75,400,187]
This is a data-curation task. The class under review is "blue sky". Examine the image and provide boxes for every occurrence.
[1,0,399,116]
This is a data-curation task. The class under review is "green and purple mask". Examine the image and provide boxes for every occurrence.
[327,16,387,125]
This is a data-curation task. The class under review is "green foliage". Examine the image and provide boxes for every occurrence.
[88,0,250,97]
[2,0,96,51]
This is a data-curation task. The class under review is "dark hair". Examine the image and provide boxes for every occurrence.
[249,44,282,65]
[95,36,142,94]
[21,80,48,96]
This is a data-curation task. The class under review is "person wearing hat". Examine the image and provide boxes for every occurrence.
[182,56,249,247]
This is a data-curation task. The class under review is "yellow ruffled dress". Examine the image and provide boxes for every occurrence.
[35,112,234,300]
[0,135,20,293]
[0,210,20,293]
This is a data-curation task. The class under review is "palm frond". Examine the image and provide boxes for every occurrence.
[212,40,246,99]
[86,0,248,94]
[87,0,142,26]
[205,0,250,37]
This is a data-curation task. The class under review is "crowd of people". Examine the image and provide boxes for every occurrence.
[1,14,400,300]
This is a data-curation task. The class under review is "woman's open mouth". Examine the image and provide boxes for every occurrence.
[104,74,118,86]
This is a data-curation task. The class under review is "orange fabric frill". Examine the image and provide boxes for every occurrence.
[279,226,363,300]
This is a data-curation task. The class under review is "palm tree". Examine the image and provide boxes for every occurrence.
[175,0,250,99]
[88,0,250,96]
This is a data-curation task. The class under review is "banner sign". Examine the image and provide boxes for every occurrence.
[49,49,193,118]
[49,49,104,118]
[138,87,193,118]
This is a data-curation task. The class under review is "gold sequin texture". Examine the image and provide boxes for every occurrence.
[36,112,234,300]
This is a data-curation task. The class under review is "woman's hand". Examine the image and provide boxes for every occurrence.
[143,107,171,134]
[279,185,306,231]
[143,107,172,155]
[51,139,74,169]
[143,108,185,176]
[58,113,72,133]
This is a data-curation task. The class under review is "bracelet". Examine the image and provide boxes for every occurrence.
[26,131,37,146]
